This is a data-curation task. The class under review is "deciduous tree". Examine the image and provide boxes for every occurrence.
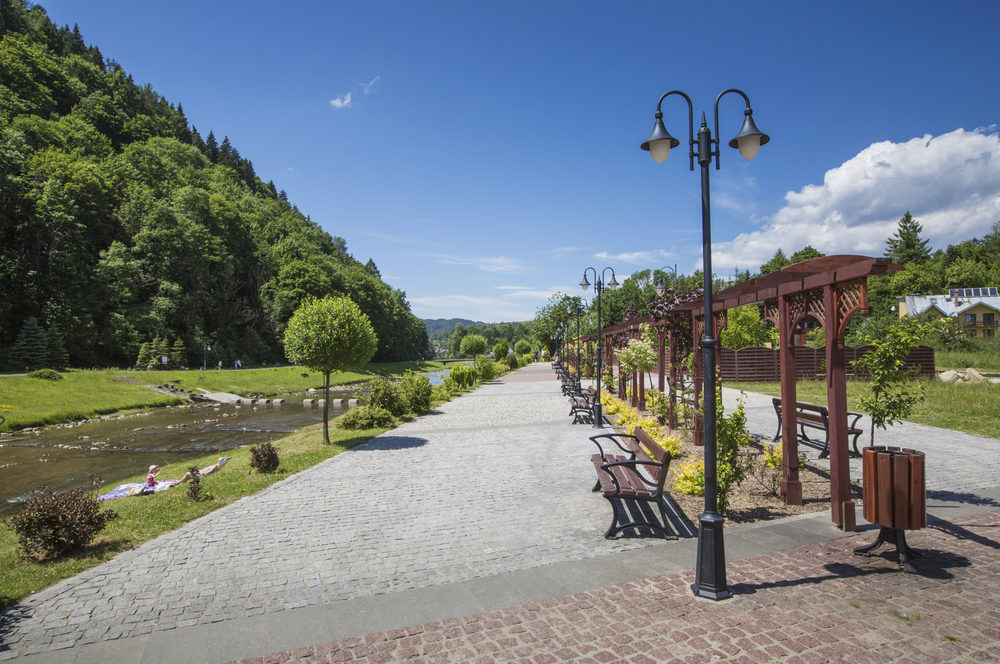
[283,296,377,443]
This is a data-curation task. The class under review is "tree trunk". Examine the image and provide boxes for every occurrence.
[323,372,331,444]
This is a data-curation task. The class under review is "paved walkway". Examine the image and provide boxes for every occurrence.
[1,364,997,663]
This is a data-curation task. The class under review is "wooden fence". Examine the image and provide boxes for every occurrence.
[715,345,935,381]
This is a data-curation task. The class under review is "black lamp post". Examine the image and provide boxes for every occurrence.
[580,267,618,428]
[575,298,588,389]
[641,88,769,601]
[655,264,678,296]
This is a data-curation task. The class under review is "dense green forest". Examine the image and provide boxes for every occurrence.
[0,0,432,370]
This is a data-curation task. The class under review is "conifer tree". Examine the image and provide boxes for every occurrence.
[170,338,186,368]
[885,211,931,264]
[9,317,51,371]
[205,131,219,163]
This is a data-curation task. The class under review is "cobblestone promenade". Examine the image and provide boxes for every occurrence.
[2,364,997,662]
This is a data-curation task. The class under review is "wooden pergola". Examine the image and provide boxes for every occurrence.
[570,255,901,530]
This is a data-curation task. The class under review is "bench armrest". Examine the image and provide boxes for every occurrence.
[589,433,638,458]
[846,411,865,429]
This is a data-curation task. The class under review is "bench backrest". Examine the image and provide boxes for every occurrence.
[772,398,828,418]
[630,426,671,486]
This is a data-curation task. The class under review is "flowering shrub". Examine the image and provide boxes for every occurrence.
[672,459,705,496]
[602,394,683,457]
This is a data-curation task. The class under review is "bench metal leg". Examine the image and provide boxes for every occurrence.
[603,497,677,540]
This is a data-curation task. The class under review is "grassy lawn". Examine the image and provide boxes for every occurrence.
[726,378,1000,440]
[0,361,454,431]
[0,379,471,610]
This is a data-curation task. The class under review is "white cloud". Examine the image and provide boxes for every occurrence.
[431,254,528,273]
[712,128,1000,271]
[544,246,585,258]
[594,250,669,264]
[361,75,380,95]
[409,294,535,322]
[329,92,352,109]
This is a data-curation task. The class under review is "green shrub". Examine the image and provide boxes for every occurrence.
[493,340,509,362]
[446,365,475,390]
[507,354,519,369]
[713,391,753,515]
[477,359,498,381]
[185,467,204,502]
[359,376,407,416]
[27,368,62,381]
[602,367,616,392]
[249,441,280,473]
[399,372,432,414]
[6,482,118,558]
[339,404,395,429]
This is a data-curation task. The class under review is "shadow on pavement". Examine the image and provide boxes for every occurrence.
[357,436,428,451]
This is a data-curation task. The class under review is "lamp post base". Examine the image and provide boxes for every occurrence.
[691,511,731,600]
[592,403,604,428]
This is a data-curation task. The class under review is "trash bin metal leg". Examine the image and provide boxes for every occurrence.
[854,526,921,573]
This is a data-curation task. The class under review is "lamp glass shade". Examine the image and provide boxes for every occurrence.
[580,276,590,291]
[727,112,769,161]
[641,115,679,163]
[607,275,619,291]
[737,134,760,161]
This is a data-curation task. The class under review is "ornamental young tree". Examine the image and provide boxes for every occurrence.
[854,316,943,446]
[459,333,488,365]
[283,296,377,444]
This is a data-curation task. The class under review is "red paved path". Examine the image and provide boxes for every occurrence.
[229,509,1000,664]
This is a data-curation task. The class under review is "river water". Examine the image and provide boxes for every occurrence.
[0,393,349,516]
[0,371,452,516]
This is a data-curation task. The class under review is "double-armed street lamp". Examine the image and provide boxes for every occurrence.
[655,264,678,296]
[580,267,618,428]
[641,88,769,601]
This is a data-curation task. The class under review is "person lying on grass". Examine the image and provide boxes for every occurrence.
[145,457,229,490]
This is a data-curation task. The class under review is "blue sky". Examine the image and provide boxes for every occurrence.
[39,1,1000,322]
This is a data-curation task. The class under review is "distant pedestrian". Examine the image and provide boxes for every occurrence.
[217,361,222,370]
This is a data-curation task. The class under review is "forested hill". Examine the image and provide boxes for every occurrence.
[0,0,431,369]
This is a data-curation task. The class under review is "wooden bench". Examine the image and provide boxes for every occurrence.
[771,397,865,458]
[589,426,676,539]
[568,386,597,424]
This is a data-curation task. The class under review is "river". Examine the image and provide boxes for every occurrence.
[0,371,452,516]
[0,393,349,516]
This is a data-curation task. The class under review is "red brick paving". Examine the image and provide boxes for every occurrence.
[230,509,1000,663]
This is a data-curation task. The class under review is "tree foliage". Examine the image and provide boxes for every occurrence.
[720,305,776,350]
[885,211,931,264]
[854,316,943,445]
[283,296,377,443]
[0,1,430,370]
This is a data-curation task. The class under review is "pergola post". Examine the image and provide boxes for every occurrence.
[778,293,802,505]
[668,329,678,429]
[824,284,856,531]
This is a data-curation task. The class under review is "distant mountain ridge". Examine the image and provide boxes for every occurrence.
[423,318,483,337]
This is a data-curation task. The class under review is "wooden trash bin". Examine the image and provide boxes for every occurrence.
[854,446,926,572]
